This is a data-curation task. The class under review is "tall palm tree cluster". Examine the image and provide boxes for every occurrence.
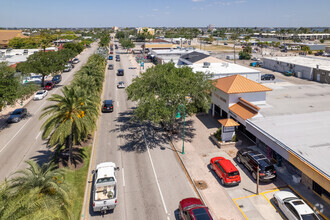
[0,54,106,219]
[40,54,106,166]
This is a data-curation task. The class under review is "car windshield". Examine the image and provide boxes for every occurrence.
[262,165,274,171]
[192,208,212,220]
[228,171,239,177]
[12,109,22,115]
[96,177,115,183]
[301,213,319,220]
[36,91,44,95]
[46,83,52,86]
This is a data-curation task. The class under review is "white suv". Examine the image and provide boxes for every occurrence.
[273,191,320,220]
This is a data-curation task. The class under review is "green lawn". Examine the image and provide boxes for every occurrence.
[64,146,92,220]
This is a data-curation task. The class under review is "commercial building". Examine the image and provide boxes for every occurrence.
[0,30,28,48]
[263,56,330,84]
[211,75,330,203]
[178,51,261,82]
[0,49,40,65]
[149,48,207,64]
[137,27,155,36]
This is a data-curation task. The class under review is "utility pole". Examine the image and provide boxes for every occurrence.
[256,165,260,195]
[234,43,236,64]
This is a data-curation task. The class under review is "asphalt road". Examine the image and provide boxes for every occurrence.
[0,42,99,182]
[82,41,197,220]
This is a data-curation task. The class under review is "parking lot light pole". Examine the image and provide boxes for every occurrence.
[176,104,186,155]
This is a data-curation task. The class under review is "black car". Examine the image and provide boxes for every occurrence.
[7,108,27,123]
[102,100,114,113]
[236,148,277,182]
[108,64,114,70]
[115,45,118,49]
[116,55,120,62]
[261,74,275,81]
[117,69,124,76]
[52,75,62,84]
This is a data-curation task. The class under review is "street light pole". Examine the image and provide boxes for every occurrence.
[176,104,186,154]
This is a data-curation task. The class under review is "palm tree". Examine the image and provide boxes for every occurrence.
[40,86,99,165]
[2,161,72,219]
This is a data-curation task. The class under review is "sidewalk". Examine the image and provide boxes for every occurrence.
[171,114,245,220]
[170,113,330,220]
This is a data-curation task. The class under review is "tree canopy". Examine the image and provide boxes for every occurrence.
[126,63,213,128]
[119,38,135,52]
[17,51,66,86]
[0,63,20,111]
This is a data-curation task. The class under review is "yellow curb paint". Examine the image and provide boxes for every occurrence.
[233,199,248,220]
[260,188,280,195]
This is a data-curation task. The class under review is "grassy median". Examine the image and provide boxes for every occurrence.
[64,146,92,219]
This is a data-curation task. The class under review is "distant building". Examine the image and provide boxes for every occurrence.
[150,48,205,64]
[137,27,155,36]
[0,30,29,48]
[263,56,330,84]
[207,24,215,31]
[0,49,40,65]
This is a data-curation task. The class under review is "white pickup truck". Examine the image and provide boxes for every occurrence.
[92,162,119,213]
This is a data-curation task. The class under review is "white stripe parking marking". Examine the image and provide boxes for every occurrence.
[142,129,170,220]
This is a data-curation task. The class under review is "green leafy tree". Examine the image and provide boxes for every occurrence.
[115,31,125,39]
[40,86,99,165]
[320,39,325,43]
[63,42,85,55]
[119,38,135,52]
[17,51,65,86]
[0,63,20,111]
[99,34,110,47]
[126,63,213,129]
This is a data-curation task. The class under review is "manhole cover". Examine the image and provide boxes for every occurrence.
[194,180,208,190]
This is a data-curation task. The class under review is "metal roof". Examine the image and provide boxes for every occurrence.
[213,75,272,94]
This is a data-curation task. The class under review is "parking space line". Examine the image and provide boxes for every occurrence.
[233,194,257,201]
[233,199,248,220]
[260,190,287,220]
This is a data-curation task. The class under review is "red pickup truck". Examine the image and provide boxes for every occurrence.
[179,197,213,220]
[210,157,241,186]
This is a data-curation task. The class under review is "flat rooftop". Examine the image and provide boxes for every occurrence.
[264,56,330,71]
[191,62,260,77]
[250,82,330,178]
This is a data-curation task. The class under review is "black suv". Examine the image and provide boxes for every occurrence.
[236,148,276,182]
[116,55,120,62]
[117,69,124,76]
[108,64,113,70]
[102,100,113,113]
[261,74,275,81]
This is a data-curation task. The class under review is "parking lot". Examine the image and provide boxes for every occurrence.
[201,143,287,220]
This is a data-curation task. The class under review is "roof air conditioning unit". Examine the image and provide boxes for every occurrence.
[203,62,210,68]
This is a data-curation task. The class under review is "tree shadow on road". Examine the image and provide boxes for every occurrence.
[170,118,196,144]
[110,109,175,153]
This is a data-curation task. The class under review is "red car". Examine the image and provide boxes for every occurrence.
[179,197,213,220]
[44,81,55,90]
[210,157,241,186]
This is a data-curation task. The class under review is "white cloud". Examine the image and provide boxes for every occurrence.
[153,8,159,11]
[192,0,204,2]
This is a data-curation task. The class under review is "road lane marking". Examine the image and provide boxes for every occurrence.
[122,167,125,187]
[142,129,170,220]
[0,117,32,154]
[35,131,42,140]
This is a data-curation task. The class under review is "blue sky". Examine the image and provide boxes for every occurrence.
[1,0,330,27]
